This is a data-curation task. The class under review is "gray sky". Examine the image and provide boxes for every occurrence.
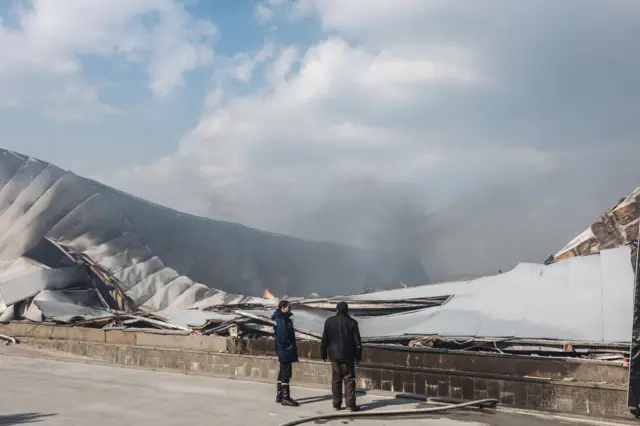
[1,0,639,281]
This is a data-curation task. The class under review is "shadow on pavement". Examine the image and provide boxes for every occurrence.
[361,397,418,411]
[0,413,57,425]
[296,394,333,405]
[296,389,368,406]
[297,393,417,412]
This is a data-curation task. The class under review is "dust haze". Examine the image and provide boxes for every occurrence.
[204,150,640,284]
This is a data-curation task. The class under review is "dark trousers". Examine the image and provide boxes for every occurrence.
[277,362,292,384]
[331,361,356,408]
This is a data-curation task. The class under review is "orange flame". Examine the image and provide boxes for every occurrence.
[263,288,275,299]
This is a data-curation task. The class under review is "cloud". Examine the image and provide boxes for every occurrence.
[228,40,276,83]
[254,3,274,24]
[94,1,640,281]
[0,0,216,120]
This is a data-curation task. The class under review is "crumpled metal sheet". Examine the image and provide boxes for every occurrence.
[33,300,114,323]
[24,289,78,322]
[0,148,428,313]
[151,308,238,328]
[243,306,332,334]
[0,257,43,283]
[0,266,86,306]
[245,247,634,344]
[191,290,274,310]
[370,247,632,342]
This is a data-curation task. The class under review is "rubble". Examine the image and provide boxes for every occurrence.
[2,239,633,357]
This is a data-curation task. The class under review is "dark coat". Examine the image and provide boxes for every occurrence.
[320,312,362,363]
[272,310,299,363]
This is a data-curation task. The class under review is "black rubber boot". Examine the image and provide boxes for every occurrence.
[281,384,299,407]
[276,382,283,403]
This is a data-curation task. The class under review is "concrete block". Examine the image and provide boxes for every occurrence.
[0,323,108,343]
[136,333,226,352]
[50,326,105,343]
[573,362,628,386]
[0,322,55,339]
[105,330,137,345]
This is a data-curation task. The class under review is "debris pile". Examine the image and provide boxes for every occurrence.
[0,234,634,358]
[0,148,637,359]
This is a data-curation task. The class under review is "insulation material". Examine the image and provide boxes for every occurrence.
[551,185,640,263]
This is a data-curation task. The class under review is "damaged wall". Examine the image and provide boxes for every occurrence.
[550,185,640,268]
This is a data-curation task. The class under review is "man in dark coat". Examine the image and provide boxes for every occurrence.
[272,300,299,406]
[320,301,363,411]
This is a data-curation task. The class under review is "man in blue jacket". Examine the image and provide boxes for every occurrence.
[272,300,299,407]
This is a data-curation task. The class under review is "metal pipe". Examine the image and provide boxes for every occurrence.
[0,333,17,344]
[279,398,498,426]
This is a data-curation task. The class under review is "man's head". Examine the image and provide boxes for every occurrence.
[278,300,291,313]
[336,301,349,314]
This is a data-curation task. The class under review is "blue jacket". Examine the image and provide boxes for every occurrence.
[272,310,299,363]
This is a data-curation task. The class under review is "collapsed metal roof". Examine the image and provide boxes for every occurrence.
[309,246,634,343]
[1,242,633,348]
[0,148,636,353]
[0,148,428,311]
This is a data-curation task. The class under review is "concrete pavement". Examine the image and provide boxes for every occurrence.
[0,350,622,425]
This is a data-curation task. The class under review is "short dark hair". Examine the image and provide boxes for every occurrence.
[278,300,290,310]
[336,301,348,314]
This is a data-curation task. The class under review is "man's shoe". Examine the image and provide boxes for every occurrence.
[281,386,299,407]
[347,406,360,412]
[333,406,343,411]
[281,398,300,407]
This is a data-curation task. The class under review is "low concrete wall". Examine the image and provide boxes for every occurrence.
[0,322,227,352]
[248,339,629,386]
[0,322,631,420]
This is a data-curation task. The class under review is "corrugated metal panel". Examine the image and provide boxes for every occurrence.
[0,257,43,283]
[338,280,470,302]
[0,266,85,306]
[34,300,114,322]
[151,308,238,327]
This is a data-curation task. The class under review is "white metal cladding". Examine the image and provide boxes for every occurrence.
[362,247,634,342]
[249,247,634,343]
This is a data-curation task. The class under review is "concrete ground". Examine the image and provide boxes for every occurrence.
[0,347,625,426]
